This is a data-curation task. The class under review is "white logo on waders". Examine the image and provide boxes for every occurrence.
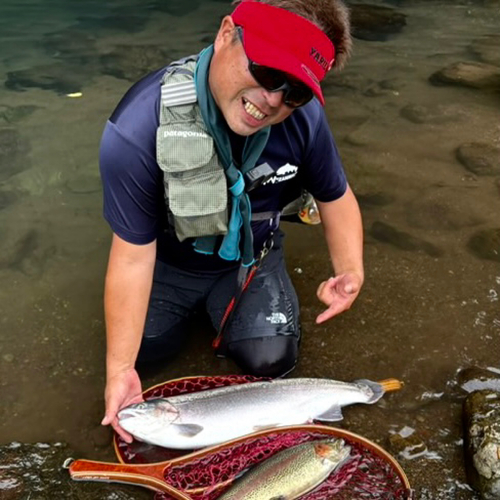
[266,312,287,324]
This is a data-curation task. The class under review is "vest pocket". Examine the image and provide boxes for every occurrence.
[157,123,228,241]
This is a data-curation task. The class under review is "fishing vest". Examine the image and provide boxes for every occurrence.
[157,57,320,249]
[157,56,229,242]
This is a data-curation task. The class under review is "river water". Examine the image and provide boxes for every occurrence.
[0,0,499,498]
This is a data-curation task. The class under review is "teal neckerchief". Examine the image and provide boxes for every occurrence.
[194,45,270,267]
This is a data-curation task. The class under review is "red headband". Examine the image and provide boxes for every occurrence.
[231,1,335,105]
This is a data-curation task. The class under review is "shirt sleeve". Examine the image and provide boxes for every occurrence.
[301,105,347,203]
[99,121,163,245]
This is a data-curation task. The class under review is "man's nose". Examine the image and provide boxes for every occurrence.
[262,89,285,108]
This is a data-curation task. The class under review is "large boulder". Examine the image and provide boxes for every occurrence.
[463,390,500,499]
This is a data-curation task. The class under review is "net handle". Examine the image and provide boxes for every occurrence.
[67,458,191,498]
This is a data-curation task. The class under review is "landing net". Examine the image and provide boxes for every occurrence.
[114,375,412,500]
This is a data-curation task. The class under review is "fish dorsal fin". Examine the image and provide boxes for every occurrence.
[171,423,203,437]
[314,405,343,422]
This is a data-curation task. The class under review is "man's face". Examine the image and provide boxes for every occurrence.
[209,16,295,136]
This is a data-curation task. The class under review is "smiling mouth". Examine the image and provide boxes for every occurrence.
[243,98,266,121]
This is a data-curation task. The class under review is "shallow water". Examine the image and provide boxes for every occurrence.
[0,0,499,498]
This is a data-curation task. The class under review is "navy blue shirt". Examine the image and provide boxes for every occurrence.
[100,63,347,270]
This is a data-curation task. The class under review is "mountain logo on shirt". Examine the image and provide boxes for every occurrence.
[262,163,298,185]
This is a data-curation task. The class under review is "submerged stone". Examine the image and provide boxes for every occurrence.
[0,128,30,182]
[467,228,500,262]
[389,427,429,460]
[5,64,85,94]
[463,390,500,499]
[0,190,17,210]
[429,62,500,90]
[456,143,500,176]
[99,45,171,82]
[400,104,463,124]
[470,34,500,67]
[350,4,406,41]
[76,12,149,34]
[405,189,483,231]
[0,104,40,124]
[458,367,500,394]
[357,191,396,209]
[66,174,102,194]
[43,28,97,62]
[0,441,147,499]
[150,0,201,16]
[369,221,444,257]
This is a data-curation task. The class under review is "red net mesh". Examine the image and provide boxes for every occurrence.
[156,430,409,500]
[114,375,410,499]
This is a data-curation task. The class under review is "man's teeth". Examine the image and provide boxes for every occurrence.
[244,99,266,120]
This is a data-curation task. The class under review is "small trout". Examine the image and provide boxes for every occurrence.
[117,377,401,449]
[218,438,351,499]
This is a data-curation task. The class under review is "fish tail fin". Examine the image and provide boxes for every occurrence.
[378,378,404,393]
[355,378,403,404]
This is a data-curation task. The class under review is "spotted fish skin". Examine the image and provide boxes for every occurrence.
[218,439,351,500]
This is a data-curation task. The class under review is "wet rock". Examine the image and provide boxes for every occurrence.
[429,62,500,90]
[0,104,40,124]
[0,441,147,499]
[470,34,500,67]
[400,104,463,124]
[405,190,483,230]
[458,367,500,394]
[100,45,170,82]
[0,128,30,182]
[369,221,444,257]
[456,143,500,176]
[350,4,406,41]
[467,228,500,262]
[5,64,86,94]
[463,390,500,499]
[66,174,102,194]
[389,426,429,460]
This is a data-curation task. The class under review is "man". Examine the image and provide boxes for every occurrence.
[100,0,363,442]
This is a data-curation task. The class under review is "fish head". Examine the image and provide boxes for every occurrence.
[313,439,351,469]
[117,399,179,440]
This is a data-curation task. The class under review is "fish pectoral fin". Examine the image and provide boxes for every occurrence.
[171,423,203,437]
[315,405,343,422]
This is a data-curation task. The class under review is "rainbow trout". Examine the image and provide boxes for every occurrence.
[218,438,351,499]
[117,378,401,449]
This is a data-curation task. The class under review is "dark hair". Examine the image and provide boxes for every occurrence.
[231,0,352,70]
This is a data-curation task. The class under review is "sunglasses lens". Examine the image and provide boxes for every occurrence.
[249,62,313,108]
[250,64,286,91]
[284,87,313,108]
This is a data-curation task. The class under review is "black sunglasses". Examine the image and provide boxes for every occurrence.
[236,27,313,108]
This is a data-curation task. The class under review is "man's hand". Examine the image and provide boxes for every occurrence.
[315,273,362,324]
[101,368,143,443]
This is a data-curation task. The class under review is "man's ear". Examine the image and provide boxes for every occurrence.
[214,15,237,50]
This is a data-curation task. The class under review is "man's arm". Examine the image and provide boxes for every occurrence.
[315,184,364,324]
[101,233,157,441]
